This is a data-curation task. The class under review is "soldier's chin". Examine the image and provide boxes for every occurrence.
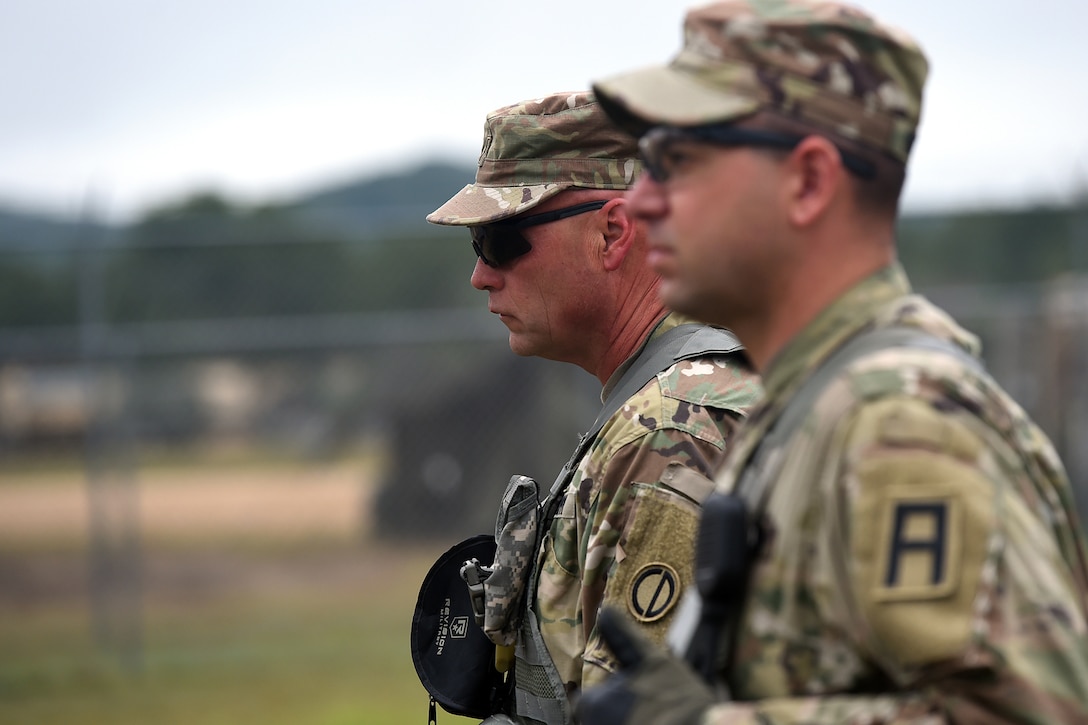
[660,284,724,327]
[507,334,537,358]
[658,279,694,315]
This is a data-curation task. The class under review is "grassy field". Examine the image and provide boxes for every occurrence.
[0,456,478,725]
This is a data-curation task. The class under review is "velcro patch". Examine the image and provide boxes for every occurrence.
[851,452,995,666]
[627,563,680,622]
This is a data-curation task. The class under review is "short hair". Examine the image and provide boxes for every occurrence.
[744,111,907,219]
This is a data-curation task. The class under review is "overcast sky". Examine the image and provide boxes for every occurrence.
[3,0,1087,223]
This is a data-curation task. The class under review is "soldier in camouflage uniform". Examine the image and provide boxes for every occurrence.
[577,1,1088,723]
[427,91,762,723]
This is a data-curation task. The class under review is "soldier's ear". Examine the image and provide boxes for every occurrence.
[783,136,844,228]
[601,197,635,272]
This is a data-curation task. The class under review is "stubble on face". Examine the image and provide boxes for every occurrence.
[650,150,786,331]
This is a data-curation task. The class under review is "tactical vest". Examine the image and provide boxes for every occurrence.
[507,323,744,725]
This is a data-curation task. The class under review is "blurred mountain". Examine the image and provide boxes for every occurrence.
[1,159,1085,287]
[288,160,476,239]
[0,207,119,250]
[0,159,477,246]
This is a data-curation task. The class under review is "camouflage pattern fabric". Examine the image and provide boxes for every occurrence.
[427,91,642,226]
[535,312,762,694]
[485,474,540,647]
[591,0,928,162]
[697,263,1088,723]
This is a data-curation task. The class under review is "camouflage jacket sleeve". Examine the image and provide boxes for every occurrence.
[705,348,1088,724]
[536,354,760,694]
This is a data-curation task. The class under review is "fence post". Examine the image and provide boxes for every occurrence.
[78,202,143,673]
[1042,273,1088,520]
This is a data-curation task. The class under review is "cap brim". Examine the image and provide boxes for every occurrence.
[426,182,569,226]
[593,64,760,137]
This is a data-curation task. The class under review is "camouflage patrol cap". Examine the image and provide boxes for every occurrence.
[591,0,929,162]
[427,91,641,226]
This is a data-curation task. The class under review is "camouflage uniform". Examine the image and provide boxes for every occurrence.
[583,1,1088,722]
[539,310,760,693]
[428,92,763,721]
[699,264,1088,722]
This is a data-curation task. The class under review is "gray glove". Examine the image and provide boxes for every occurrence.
[576,606,717,725]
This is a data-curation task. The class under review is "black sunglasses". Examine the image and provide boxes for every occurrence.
[638,125,877,182]
[469,200,608,268]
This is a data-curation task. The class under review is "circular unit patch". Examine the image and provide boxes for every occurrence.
[627,562,680,622]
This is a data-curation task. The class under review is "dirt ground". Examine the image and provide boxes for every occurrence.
[0,462,373,546]
[0,460,446,609]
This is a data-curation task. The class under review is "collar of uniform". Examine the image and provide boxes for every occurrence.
[760,262,913,401]
[600,311,686,403]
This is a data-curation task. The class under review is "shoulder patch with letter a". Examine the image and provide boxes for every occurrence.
[847,399,997,665]
[628,563,680,622]
[874,493,962,601]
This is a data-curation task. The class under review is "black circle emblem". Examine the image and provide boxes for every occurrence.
[627,563,680,622]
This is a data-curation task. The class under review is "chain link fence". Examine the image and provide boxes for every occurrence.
[2,209,1087,673]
